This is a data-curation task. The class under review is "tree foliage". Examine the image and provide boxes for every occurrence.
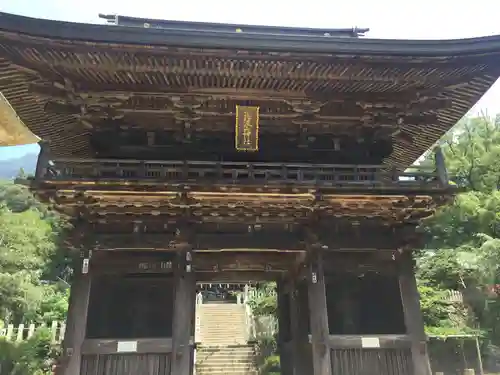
[0,177,69,372]
[416,115,500,344]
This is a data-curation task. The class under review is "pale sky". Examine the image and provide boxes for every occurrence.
[1,0,500,159]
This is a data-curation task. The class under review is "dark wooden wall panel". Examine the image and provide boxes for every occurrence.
[86,274,174,339]
[330,348,413,375]
[81,353,171,375]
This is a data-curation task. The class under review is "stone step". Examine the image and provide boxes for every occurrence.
[197,366,256,371]
[197,360,254,366]
[197,370,257,375]
[197,346,254,352]
[199,330,246,334]
[201,341,248,345]
[197,365,255,371]
[198,372,257,375]
[199,317,246,321]
[199,323,246,327]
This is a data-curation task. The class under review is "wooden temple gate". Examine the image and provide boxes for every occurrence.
[2,11,500,375]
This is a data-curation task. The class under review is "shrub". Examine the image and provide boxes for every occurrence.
[0,327,59,375]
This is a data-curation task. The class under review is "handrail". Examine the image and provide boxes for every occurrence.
[38,158,447,189]
[50,157,386,170]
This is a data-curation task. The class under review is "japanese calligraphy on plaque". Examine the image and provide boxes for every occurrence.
[235,105,259,151]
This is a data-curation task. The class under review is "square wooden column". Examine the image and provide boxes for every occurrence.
[171,248,196,375]
[290,278,313,375]
[59,250,92,375]
[398,250,432,375]
[307,250,332,375]
[276,280,293,375]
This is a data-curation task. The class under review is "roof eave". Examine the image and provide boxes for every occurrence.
[2,12,500,57]
[0,92,39,147]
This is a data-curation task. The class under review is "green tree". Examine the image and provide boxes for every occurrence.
[0,182,70,324]
[416,115,500,345]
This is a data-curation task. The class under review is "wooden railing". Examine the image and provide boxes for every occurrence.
[40,158,446,189]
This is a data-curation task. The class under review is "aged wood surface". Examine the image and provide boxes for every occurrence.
[59,252,91,375]
[81,226,420,252]
[39,158,445,191]
[327,335,412,349]
[398,250,432,375]
[277,281,293,375]
[171,249,196,375]
[81,338,173,355]
[41,186,445,227]
[307,250,332,375]
[290,278,312,375]
[0,12,499,168]
[330,347,413,375]
[80,353,171,375]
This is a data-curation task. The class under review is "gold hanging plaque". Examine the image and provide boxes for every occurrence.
[235,105,259,151]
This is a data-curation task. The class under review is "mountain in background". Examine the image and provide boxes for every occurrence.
[0,152,37,179]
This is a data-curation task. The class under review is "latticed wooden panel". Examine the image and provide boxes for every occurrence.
[80,354,171,375]
[330,348,413,375]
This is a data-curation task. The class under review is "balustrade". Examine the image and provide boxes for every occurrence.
[40,158,445,189]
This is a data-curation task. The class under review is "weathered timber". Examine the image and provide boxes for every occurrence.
[307,249,332,375]
[329,347,413,375]
[277,281,293,375]
[195,270,280,282]
[1,12,499,167]
[58,251,91,375]
[79,224,420,252]
[171,249,196,375]
[81,354,171,375]
[35,140,50,181]
[398,250,432,375]
[38,158,448,193]
[41,184,445,227]
[81,338,173,355]
[327,335,412,349]
[194,251,295,273]
[434,146,449,187]
[90,251,175,275]
[290,278,313,375]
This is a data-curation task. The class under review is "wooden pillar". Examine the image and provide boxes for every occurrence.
[35,140,50,180]
[398,250,432,375]
[434,145,449,186]
[276,280,293,375]
[290,277,313,375]
[307,250,332,375]
[59,250,92,375]
[171,247,196,375]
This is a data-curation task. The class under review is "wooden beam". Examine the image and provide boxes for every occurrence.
[81,338,173,355]
[24,57,445,86]
[44,100,438,127]
[195,271,280,282]
[30,82,453,111]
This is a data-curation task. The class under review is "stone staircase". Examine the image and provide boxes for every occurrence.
[196,345,257,375]
[196,303,257,375]
[197,304,247,345]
